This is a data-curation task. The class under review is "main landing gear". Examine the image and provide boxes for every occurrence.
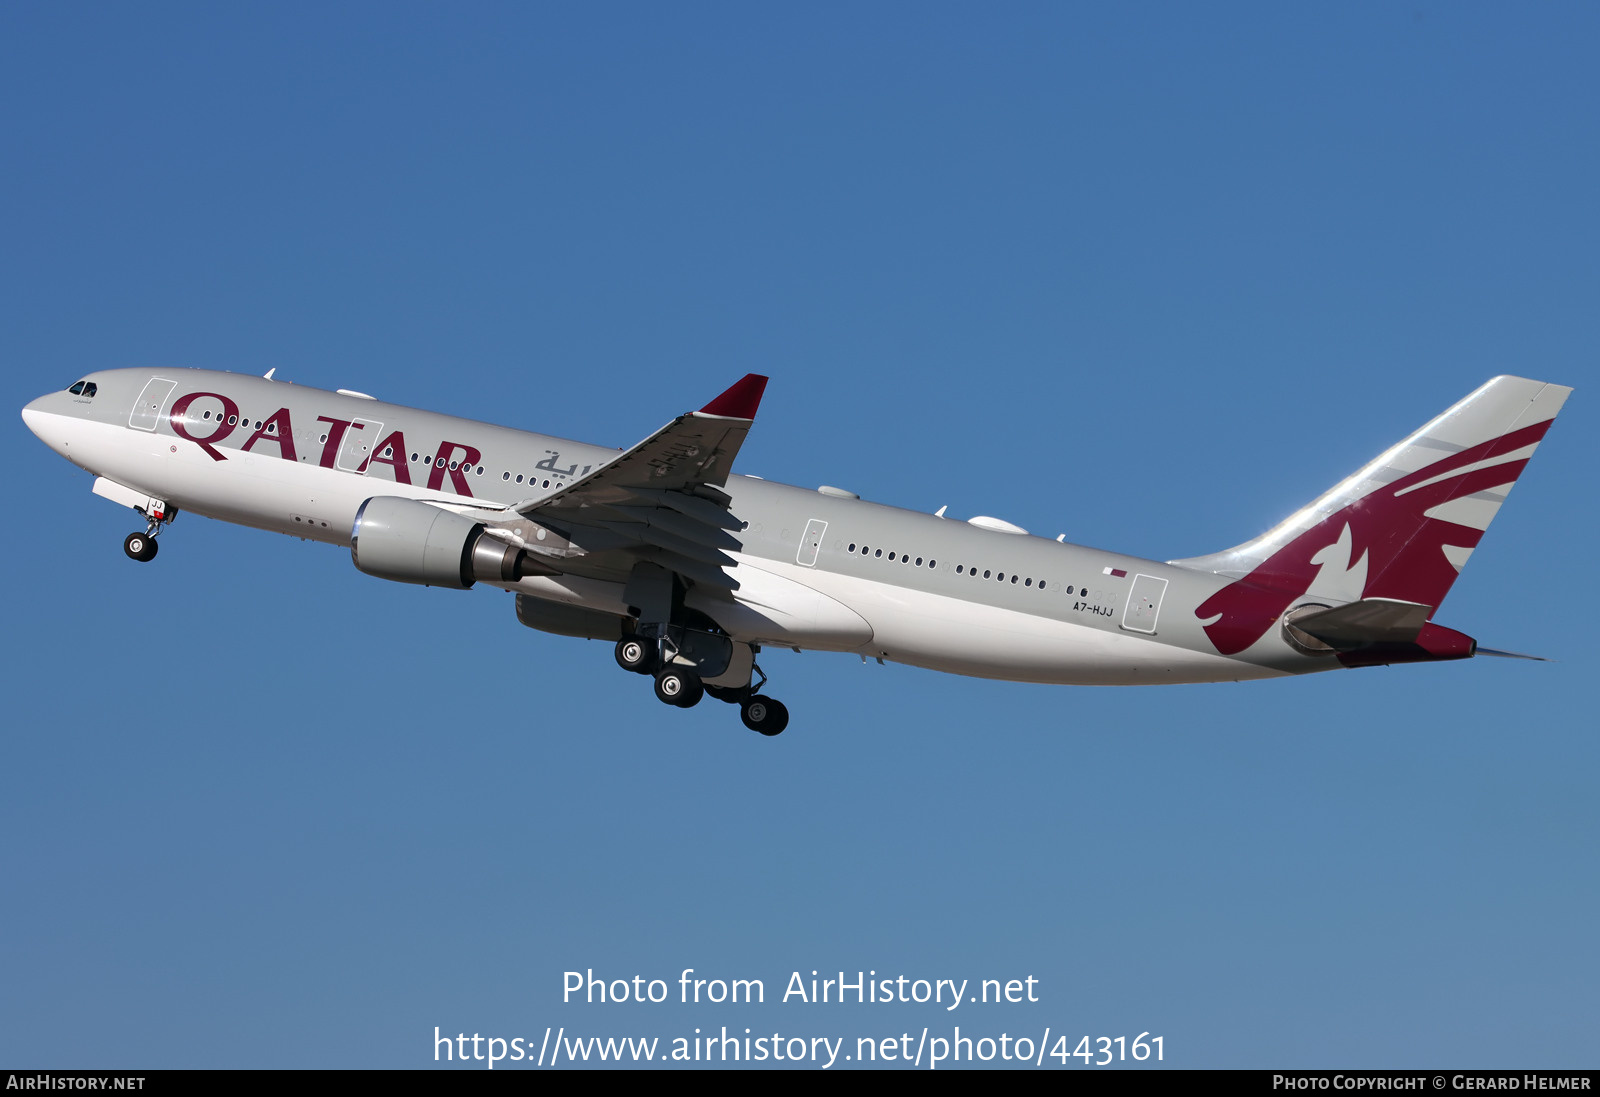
[123,501,175,563]
[615,631,790,736]
[736,693,789,737]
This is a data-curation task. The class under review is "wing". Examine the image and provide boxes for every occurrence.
[507,374,767,590]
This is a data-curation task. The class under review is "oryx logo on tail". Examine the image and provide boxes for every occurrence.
[1174,376,1571,657]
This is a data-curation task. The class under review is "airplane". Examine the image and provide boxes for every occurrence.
[22,369,1571,736]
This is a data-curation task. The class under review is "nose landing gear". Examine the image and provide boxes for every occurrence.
[123,532,158,562]
[123,500,175,562]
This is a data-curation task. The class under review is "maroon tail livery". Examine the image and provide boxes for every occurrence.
[1175,377,1571,657]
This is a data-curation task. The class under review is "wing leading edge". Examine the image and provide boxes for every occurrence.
[509,374,768,589]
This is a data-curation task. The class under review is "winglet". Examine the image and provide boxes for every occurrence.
[699,374,768,419]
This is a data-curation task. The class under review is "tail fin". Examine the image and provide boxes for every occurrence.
[1174,376,1572,655]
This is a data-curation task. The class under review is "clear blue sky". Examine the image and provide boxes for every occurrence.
[3,2,1596,1069]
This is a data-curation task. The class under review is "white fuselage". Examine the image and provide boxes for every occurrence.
[24,368,1309,686]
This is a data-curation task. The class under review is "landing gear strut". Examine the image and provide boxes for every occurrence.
[124,501,175,562]
[705,661,788,734]
[616,629,790,734]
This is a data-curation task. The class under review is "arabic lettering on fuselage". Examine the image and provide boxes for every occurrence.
[165,390,484,497]
[534,450,591,480]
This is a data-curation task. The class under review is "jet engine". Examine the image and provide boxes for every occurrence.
[351,496,549,589]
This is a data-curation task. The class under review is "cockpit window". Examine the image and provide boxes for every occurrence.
[68,381,85,395]
[66,381,97,397]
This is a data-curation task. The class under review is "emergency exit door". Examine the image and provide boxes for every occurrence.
[1120,573,1169,634]
[796,519,827,567]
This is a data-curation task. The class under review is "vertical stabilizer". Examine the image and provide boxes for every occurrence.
[1173,376,1571,655]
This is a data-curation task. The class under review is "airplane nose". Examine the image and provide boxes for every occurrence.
[21,394,49,437]
[22,393,72,456]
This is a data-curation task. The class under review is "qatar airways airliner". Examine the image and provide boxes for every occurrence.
[22,369,1570,735]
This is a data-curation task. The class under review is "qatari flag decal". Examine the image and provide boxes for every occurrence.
[1103,566,1127,578]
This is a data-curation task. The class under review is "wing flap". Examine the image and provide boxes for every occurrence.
[588,518,737,570]
[641,547,739,590]
[610,503,744,551]
[504,375,765,590]
[628,486,746,530]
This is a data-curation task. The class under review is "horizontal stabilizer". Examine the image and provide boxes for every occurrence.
[1292,598,1432,649]
[1476,647,1551,662]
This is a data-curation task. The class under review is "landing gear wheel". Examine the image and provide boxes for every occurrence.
[123,533,158,562]
[654,667,704,708]
[615,635,659,675]
[740,695,788,736]
[704,685,746,705]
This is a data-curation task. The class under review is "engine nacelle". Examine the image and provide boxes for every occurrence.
[351,496,540,589]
